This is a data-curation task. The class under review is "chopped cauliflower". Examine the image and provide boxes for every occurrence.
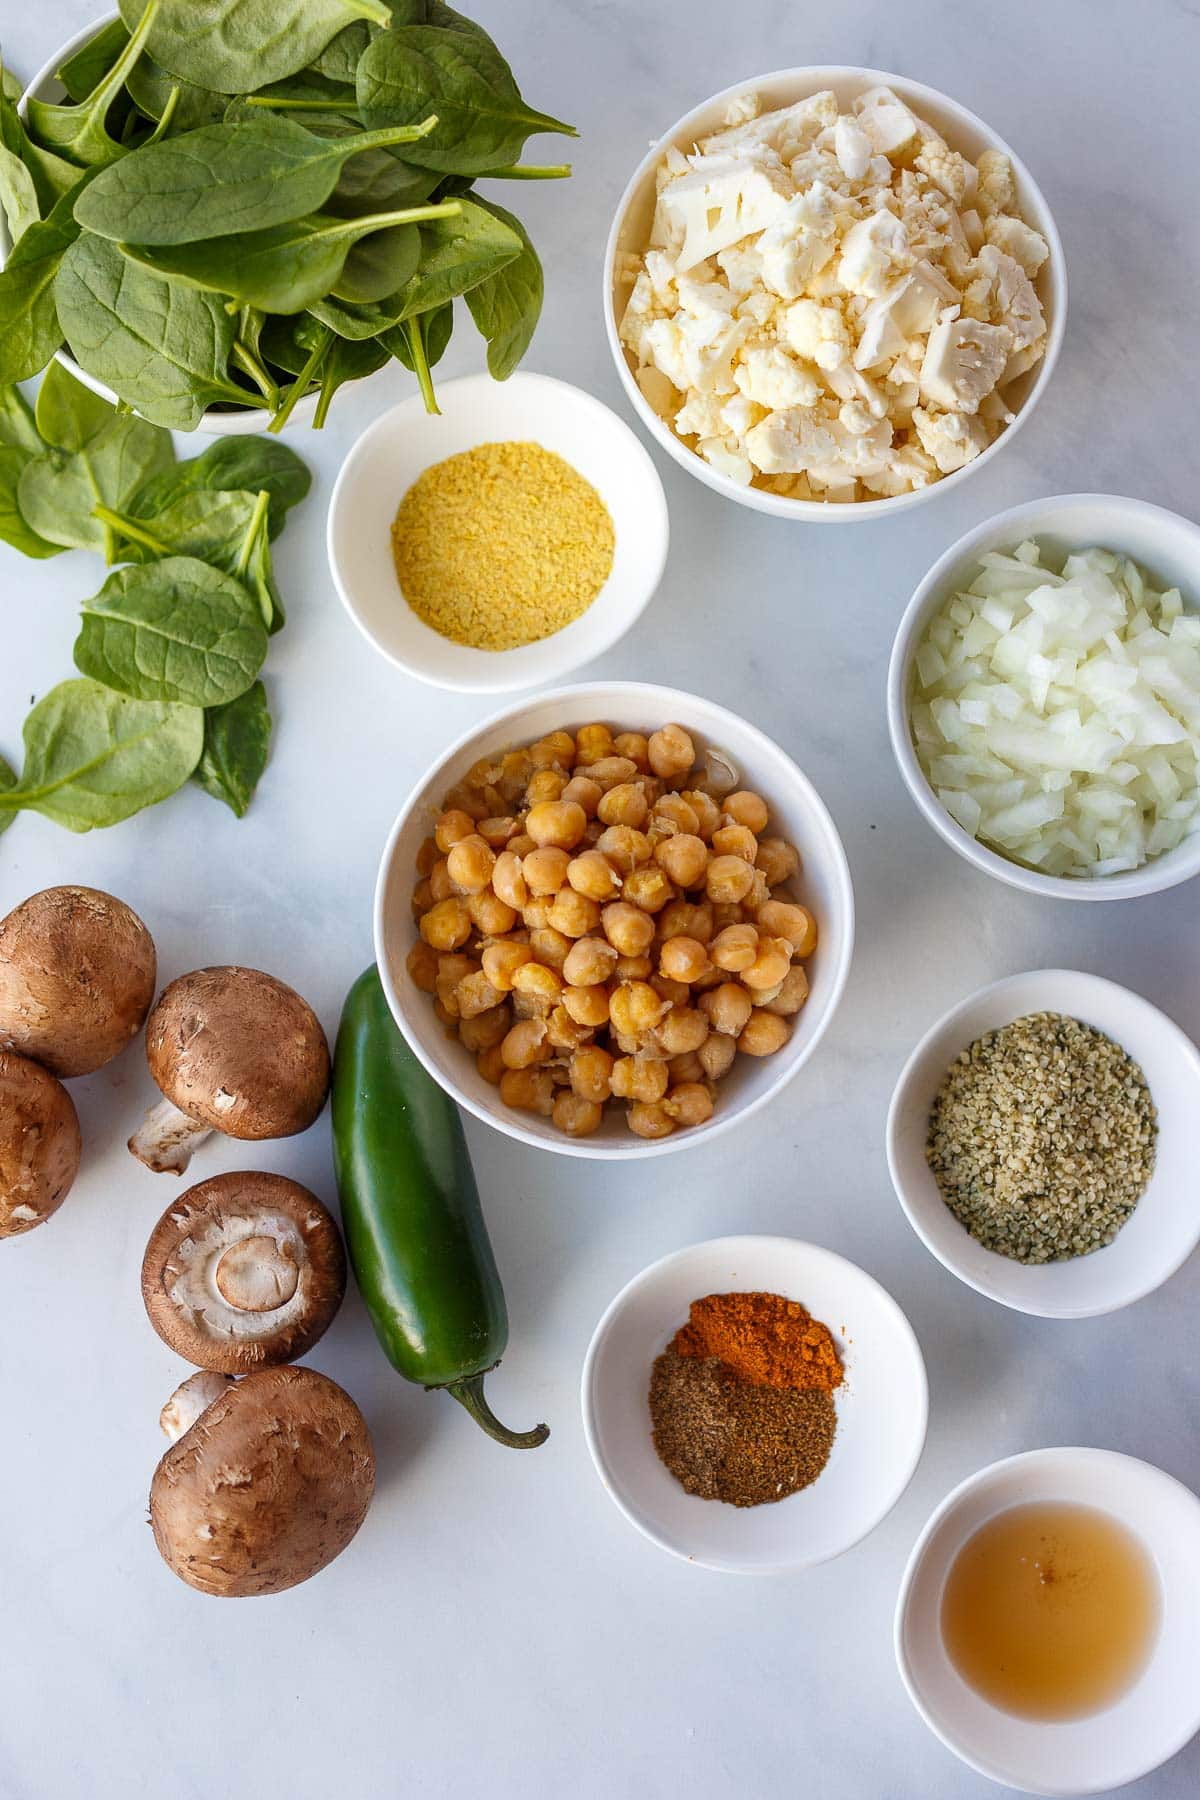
[735,345,822,410]
[984,213,1049,275]
[783,298,851,369]
[913,406,991,472]
[919,316,1012,413]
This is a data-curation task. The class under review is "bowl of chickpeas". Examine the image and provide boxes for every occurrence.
[375,682,855,1157]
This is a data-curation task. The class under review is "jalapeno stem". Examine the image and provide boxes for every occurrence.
[447,1373,549,1449]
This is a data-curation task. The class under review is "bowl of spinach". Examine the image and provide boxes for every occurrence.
[0,1,574,433]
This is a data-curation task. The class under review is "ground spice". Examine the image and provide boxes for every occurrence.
[649,1351,836,1507]
[671,1290,844,1390]
[926,1011,1157,1264]
[390,440,615,651]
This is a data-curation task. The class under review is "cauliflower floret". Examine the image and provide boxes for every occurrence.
[737,288,779,327]
[643,249,678,307]
[698,437,754,484]
[837,208,911,297]
[914,137,968,204]
[744,407,840,474]
[1000,334,1048,386]
[756,184,838,298]
[783,298,852,369]
[975,149,1016,220]
[720,393,764,437]
[852,85,922,160]
[701,92,837,161]
[823,359,889,417]
[659,151,791,271]
[619,272,667,359]
[716,243,764,298]
[975,245,1045,350]
[635,365,679,417]
[912,405,992,472]
[735,345,822,410]
[959,208,985,253]
[984,213,1050,276]
[833,115,872,181]
[674,390,730,439]
[722,91,759,128]
[919,316,1012,413]
[861,441,938,496]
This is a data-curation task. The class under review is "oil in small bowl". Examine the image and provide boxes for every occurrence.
[940,1501,1161,1720]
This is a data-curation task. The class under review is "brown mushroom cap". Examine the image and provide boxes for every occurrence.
[145,966,330,1139]
[0,886,156,1078]
[150,1365,375,1597]
[0,1049,82,1238]
[141,1172,346,1373]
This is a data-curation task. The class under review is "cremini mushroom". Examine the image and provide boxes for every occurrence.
[141,1171,346,1372]
[0,885,156,1078]
[0,1049,82,1238]
[128,966,330,1174]
[151,1365,375,1596]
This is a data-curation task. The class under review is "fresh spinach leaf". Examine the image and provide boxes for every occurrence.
[0,186,84,384]
[356,24,575,175]
[385,195,520,321]
[313,332,387,425]
[122,197,459,313]
[54,231,246,428]
[1,70,21,104]
[243,503,284,629]
[18,404,172,553]
[122,0,393,95]
[75,554,268,707]
[126,54,227,132]
[309,21,376,83]
[57,20,132,104]
[0,678,203,831]
[131,435,309,539]
[332,219,421,302]
[0,751,14,836]
[0,129,40,243]
[0,384,42,457]
[76,114,437,245]
[307,291,399,338]
[326,142,439,217]
[34,357,119,451]
[26,0,163,169]
[0,446,63,558]
[463,196,541,378]
[194,677,270,815]
[94,485,260,572]
[0,92,81,216]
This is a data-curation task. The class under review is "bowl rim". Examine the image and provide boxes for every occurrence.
[885,966,1200,1318]
[325,370,671,694]
[10,9,319,436]
[893,1445,1200,1796]
[602,63,1068,523]
[581,1233,930,1572]
[373,678,856,1158]
[885,492,1200,900]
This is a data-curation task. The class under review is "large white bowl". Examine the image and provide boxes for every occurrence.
[581,1235,928,1573]
[374,681,854,1158]
[327,373,669,693]
[603,66,1066,522]
[887,494,1200,899]
[887,969,1200,1318]
[10,12,318,435]
[896,1448,1200,1795]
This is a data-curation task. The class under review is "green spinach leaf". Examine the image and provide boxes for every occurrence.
[131,435,309,539]
[0,385,42,457]
[385,195,520,320]
[0,129,40,243]
[332,219,421,302]
[307,291,399,339]
[0,751,14,836]
[0,446,63,558]
[463,195,541,378]
[34,357,118,451]
[122,0,393,95]
[94,485,260,571]
[26,0,163,169]
[18,403,172,553]
[0,679,203,831]
[309,21,376,83]
[356,24,575,175]
[313,332,387,425]
[54,231,246,428]
[75,554,268,707]
[0,186,85,384]
[126,54,228,132]
[194,678,270,815]
[57,20,132,103]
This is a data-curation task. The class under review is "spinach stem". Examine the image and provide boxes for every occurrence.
[241,93,359,111]
[269,327,331,434]
[317,198,461,244]
[235,491,271,578]
[92,505,168,559]
[482,163,572,180]
[231,339,280,410]
[404,319,439,416]
[147,86,181,144]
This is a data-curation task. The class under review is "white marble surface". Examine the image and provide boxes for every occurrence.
[1,2,1198,1796]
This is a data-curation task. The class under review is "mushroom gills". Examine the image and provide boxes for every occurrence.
[169,1211,316,1343]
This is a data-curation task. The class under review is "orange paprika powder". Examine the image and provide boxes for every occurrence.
[671,1290,843,1391]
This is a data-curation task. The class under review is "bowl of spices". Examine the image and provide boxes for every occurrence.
[327,372,669,692]
[896,1447,1200,1794]
[887,969,1200,1318]
[581,1236,927,1572]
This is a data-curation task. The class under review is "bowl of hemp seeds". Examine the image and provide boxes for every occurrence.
[581,1235,927,1572]
[887,968,1200,1319]
[326,371,669,694]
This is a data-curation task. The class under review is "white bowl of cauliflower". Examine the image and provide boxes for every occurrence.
[605,68,1065,518]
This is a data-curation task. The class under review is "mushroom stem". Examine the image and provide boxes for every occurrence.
[447,1373,550,1450]
[160,1371,236,1442]
[128,1096,212,1174]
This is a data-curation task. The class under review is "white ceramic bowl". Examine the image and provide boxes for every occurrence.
[896,1447,1200,1795]
[888,494,1200,900]
[603,66,1065,522]
[10,12,318,435]
[581,1235,927,1572]
[887,969,1200,1318]
[375,681,854,1158]
[328,373,668,693]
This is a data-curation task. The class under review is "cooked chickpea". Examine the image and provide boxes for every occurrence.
[546,1004,592,1051]
[622,866,675,914]
[611,1055,669,1103]
[741,937,794,992]
[763,964,809,1016]
[481,940,533,991]
[521,896,554,931]
[511,962,563,1006]
[609,981,668,1037]
[464,891,511,937]
[566,849,621,902]
[434,809,475,853]
[723,790,769,833]
[420,897,471,951]
[758,900,817,957]
[656,1006,709,1056]
[612,731,650,770]
[698,1033,737,1081]
[429,859,454,903]
[659,936,711,984]
[459,1004,511,1053]
[663,1082,714,1128]
[501,1018,550,1070]
[441,782,488,822]
[711,823,758,864]
[478,815,519,849]
[654,832,709,888]
[529,730,576,769]
[657,898,715,945]
[434,952,477,1008]
[412,878,434,917]
[652,794,699,835]
[570,1045,614,1102]
[668,1051,705,1084]
[756,836,801,885]
[552,1092,603,1136]
[614,954,653,982]
[745,869,771,912]
[594,825,651,873]
[416,836,439,876]
[711,901,746,930]
[597,782,649,829]
[738,1012,792,1057]
[496,750,532,802]
[562,936,619,988]
[627,1102,675,1140]
[681,789,722,839]
[511,989,547,1021]
[445,835,495,893]
[562,984,610,1028]
[710,923,758,973]
[433,997,457,1031]
[575,723,614,764]
[647,724,695,779]
[577,755,638,792]
[602,902,656,957]
[651,975,690,1008]
[699,981,753,1038]
[705,855,755,904]
[525,768,567,806]
[508,832,536,857]
[525,801,586,853]
[456,971,505,1019]
[522,846,571,895]
[561,775,602,817]
[492,850,528,910]
[500,1068,556,1114]
[529,927,571,972]
[546,889,601,939]
[477,1043,506,1085]
[406,942,439,992]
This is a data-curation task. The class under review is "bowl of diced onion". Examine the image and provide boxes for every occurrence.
[887,495,1200,898]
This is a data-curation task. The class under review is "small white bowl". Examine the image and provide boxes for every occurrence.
[375,681,854,1158]
[896,1447,1200,1795]
[887,969,1200,1318]
[9,12,318,435]
[328,373,669,693]
[887,494,1200,900]
[603,66,1065,522]
[582,1236,928,1572]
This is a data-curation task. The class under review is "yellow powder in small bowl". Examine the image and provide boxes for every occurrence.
[390,440,615,652]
